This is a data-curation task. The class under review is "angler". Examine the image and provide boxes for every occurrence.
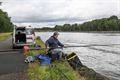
[45,32,64,61]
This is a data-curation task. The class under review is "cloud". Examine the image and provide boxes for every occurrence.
[0,0,120,27]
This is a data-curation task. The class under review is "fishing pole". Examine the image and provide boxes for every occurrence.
[64,43,120,48]
[0,43,119,52]
[0,49,22,52]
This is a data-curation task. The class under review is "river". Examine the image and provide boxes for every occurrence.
[35,32,120,80]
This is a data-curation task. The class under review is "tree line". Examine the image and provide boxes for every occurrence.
[0,9,13,32]
[37,16,120,32]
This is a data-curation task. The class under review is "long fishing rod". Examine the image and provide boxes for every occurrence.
[64,43,120,48]
[0,49,22,52]
[0,48,46,52]
[0,43,119,52]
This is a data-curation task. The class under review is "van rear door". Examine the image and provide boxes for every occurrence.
[26,29,35,44]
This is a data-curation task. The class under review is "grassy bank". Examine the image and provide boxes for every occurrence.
[27,38,109,80]
[0,33,11,41]
[27,38,87,80]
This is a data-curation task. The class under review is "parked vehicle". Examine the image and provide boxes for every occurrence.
[12,26,36,48]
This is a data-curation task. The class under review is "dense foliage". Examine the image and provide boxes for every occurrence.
[0,9,13,32]
[38,16,120,31]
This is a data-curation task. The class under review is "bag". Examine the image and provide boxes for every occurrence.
[24,56,34,63]
[34,54,51,65]
[39,55,51,65]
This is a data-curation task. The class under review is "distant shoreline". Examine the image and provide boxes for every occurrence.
[35,31,120,33]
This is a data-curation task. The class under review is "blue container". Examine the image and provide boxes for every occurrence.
[38,55,51,65]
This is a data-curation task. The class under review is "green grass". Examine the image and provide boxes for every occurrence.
[27,38,87,80]
[36,38,45,48]
[27,38,107,80]
[28,61,86,80]
[0,33,106,80]
[0,33,11,41]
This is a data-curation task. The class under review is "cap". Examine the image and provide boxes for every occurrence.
[53,32,59,36]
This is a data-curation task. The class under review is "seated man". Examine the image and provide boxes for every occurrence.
[45,32,64,60]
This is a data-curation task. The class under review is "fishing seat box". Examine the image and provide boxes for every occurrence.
[47,52,59,61]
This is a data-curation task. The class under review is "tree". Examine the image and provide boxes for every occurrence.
[108,15,118,20]
[40,15,120,32]
[0,9,13,32]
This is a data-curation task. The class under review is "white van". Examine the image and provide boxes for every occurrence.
[12,26,36,48]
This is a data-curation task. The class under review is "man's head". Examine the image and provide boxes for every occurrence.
[53,32,59,39]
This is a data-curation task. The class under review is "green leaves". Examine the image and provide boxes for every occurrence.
[40,15,120,32]
[0,9,13,32]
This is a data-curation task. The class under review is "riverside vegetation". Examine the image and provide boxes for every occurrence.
[27,38,109,80]
[35,15,120,32]
[0,9,13,32]
[27,38,86,80]
[0,33,11,41]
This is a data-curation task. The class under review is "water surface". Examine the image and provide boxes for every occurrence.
[36,32,120,80]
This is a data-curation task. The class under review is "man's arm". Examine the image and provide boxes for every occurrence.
[58,40,64,47]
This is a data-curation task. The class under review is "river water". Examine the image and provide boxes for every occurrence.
[35,32,120,80]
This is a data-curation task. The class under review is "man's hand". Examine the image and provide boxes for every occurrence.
[63,46,67,48]
[60,45,65,49]
[45,46,49,54]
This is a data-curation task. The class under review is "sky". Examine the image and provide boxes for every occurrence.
[0,0,120,28]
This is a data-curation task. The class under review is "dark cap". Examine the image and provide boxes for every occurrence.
[53,32,59,36]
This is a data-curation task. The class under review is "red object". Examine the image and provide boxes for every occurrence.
[23,45,29,55]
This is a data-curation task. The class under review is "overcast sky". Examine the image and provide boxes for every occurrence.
[0,0,120,27]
